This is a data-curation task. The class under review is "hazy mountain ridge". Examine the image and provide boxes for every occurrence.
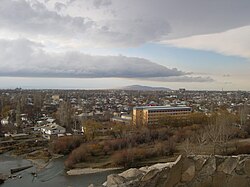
[120,85,171,91]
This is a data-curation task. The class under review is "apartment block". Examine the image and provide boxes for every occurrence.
[132,106,192,126]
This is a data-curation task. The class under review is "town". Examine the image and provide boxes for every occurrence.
[1,88,250,185]
[1,88,249,136]
[1,88,249,131]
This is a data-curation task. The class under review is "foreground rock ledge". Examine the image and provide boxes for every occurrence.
[89,154,250,187]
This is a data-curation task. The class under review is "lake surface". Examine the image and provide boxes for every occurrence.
[0,153,118,187]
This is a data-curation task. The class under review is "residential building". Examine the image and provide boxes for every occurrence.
[41,123,66,139]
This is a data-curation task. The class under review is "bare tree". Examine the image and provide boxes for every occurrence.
[239,102,248,126]
[16,101,21,133]
[33,92,43,110]
[205,112,235,154]
[193,129,207,154]
[57,100,73,131]
[183,138,193,155]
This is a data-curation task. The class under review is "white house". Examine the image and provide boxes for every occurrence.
[41,123,66,135]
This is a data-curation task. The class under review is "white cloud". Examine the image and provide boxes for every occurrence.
[0,39,181,78]
[163,26,250,59]
[0,38,212,82]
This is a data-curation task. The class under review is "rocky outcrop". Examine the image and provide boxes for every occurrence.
[90,155,250,187]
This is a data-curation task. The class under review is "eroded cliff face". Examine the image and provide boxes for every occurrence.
[90,154,250,187]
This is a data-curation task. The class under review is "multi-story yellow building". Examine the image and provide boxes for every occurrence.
[132,106,192,126]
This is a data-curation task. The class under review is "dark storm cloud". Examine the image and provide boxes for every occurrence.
[1,0,250,47]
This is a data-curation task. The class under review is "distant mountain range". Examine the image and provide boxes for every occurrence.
[120,85,171,91]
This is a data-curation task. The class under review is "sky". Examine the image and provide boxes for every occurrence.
[0,0,250,90]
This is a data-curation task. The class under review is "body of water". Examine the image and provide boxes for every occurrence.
[0,153,117,187]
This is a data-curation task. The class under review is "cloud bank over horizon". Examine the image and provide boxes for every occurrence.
[0,38,211,82]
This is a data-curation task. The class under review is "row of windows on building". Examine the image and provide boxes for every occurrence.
[148,109,191,113]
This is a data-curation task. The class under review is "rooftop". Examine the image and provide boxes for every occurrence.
[42,124,65,131]
[133,106,191,111]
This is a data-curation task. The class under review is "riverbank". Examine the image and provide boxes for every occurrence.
[27,153,64,170]
[27,158,49,170]
[67,167,123,175]
[0,153,115,187]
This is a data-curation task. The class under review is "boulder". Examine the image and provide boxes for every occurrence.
[181,164,195,182]
[141,169,159,182]
[175,183,188,187]
[160,155,183,187]
[243,158,250,176]
[192,176,212,187]
[106,174,126,187]
[89,185,105,187]
[145,168,170,187]
[192,155,207,171]
[148,155,182,171]
[99,155,250,187]
[139,166,149,173]
[181,158,195,182]
[217,157,238,174]
[227,174,249,187]
[198,156,216,178]
[235,157,247,175]
[119,168,144,180]
[215,155,226,167]
[211,172,228,187]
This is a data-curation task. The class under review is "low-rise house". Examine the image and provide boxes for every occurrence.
[41,123,66,135]
[111,113,132,125]
[41,123,66,139]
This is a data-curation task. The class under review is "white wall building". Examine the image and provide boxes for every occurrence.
[41,123,66,135]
